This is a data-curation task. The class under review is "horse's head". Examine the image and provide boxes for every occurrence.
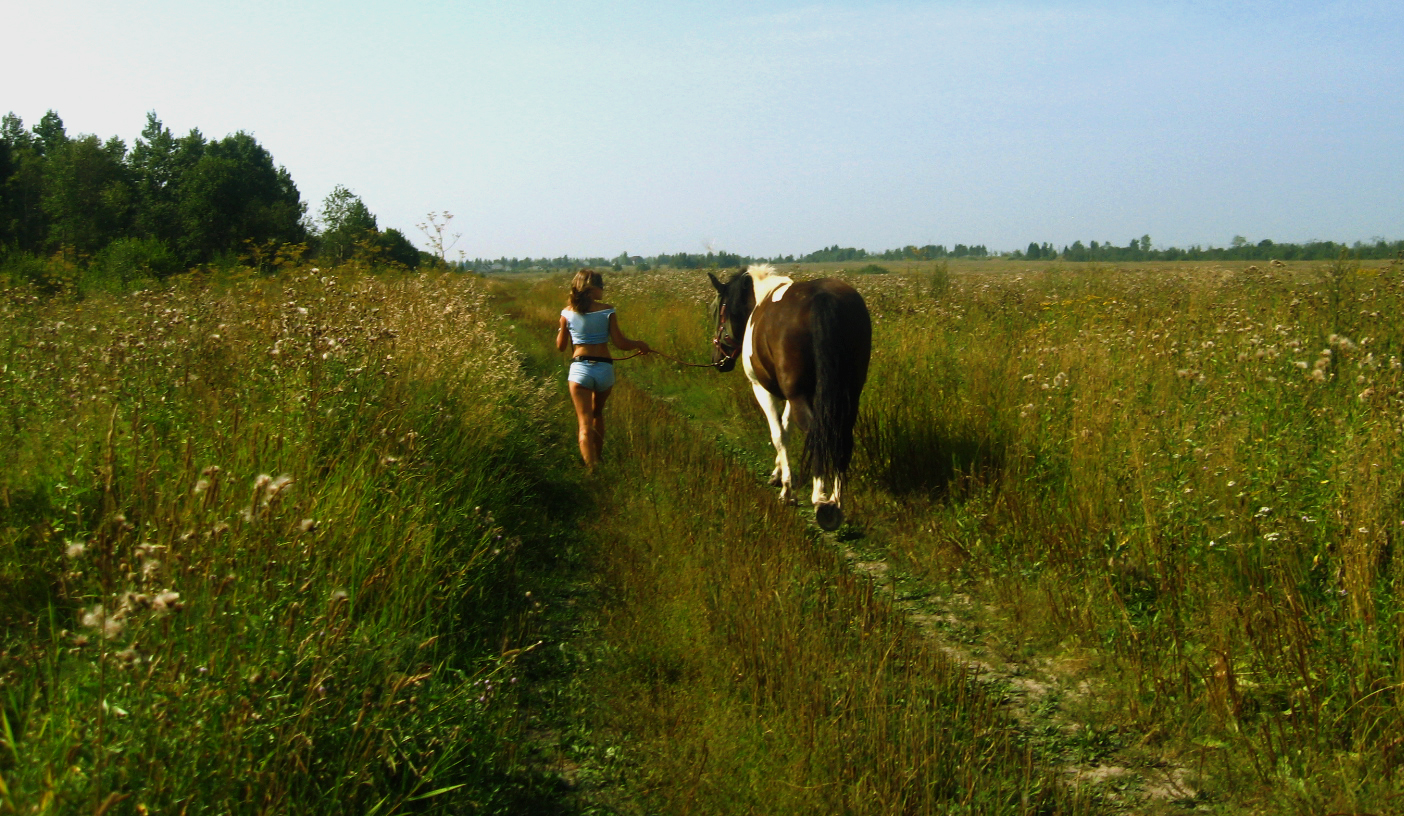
[707,270,754,372]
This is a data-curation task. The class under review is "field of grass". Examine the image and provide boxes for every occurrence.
[5,252,1403,814]
[0,263,575,813]
[586,255,1404,813]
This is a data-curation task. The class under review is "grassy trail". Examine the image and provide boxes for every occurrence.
[495,261,1403,815]
[496,276,1086,815]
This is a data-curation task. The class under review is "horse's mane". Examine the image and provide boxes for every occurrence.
[748,263,792,302]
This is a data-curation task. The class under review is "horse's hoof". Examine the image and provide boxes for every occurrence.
[815,503,843,531]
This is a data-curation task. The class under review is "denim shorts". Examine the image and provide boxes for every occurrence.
[568,359,615,391]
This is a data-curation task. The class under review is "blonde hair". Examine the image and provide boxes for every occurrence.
[566,269,603,312]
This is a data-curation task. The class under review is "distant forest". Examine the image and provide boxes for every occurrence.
[471,233,1402,274]
[0,109,425,289]
[4,109,1399,290]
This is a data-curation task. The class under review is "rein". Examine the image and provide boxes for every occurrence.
[561,299,741,367]
[573,305,738,370]
[573,349,718,368]
[624,349,722,368]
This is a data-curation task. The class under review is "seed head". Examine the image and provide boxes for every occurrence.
[153,591,183,614]
[82,605,125,640]
[266,474,293,498]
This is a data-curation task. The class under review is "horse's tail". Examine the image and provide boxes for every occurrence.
[809,287,872,484]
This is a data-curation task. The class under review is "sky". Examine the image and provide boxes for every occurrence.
[4,0,1401,258]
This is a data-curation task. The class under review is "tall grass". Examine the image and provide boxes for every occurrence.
[851,258,1404,812]
[510,273,1084,814]
[0,265,560,813]
[558,257,1404,811]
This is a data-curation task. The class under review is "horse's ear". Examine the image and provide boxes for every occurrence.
[707,272,723,291]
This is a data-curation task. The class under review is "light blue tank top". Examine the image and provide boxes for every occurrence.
[562,307,614,345]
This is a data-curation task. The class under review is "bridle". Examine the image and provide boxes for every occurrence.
[712,301,741,368]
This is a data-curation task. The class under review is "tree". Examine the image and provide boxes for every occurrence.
[374,227,420,269]
[41,134,134,257]
[176,131,305,264]
[32,110,67,156]
[130,113,203,252]
[317,185,377,263]
[1,113,46,251]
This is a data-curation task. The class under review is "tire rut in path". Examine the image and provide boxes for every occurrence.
[833,539,1201,811]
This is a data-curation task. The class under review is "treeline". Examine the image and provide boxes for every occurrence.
[468,244,997,273]
[584,236,1397,272]
[468,250,754,272]
[0,110,425,290]
[1017,235,1404,262]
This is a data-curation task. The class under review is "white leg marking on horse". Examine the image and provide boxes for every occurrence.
[753,384,794,503]
[813,473,842,507]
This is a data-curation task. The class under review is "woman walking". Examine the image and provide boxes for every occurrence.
[556,269,651,469]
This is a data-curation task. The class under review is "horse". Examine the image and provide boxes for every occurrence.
[707,264,871,531]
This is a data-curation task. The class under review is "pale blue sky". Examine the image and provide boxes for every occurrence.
[5,1,1401,258]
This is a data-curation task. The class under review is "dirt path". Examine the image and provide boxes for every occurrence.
[833,539,1202,812]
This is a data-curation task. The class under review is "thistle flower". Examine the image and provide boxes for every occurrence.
[82,605,125,640]
[65,540,87,560]
[266,474,293,499]
[153,591,182,614]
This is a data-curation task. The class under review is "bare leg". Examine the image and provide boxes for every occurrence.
[591,388,611,462]
[569,382,603,469]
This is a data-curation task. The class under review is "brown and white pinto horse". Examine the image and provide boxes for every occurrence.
[708,264,871,530]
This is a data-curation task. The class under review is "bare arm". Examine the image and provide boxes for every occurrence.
[556,316,570,352]
[608,313,650,353]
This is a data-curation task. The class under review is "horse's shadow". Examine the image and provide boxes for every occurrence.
[856,417,1005,498]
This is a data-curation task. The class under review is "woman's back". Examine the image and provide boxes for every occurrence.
[561,306,615,346]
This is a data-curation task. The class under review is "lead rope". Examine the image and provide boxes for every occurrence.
[575,305,739,369]
[617,348,723,368]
